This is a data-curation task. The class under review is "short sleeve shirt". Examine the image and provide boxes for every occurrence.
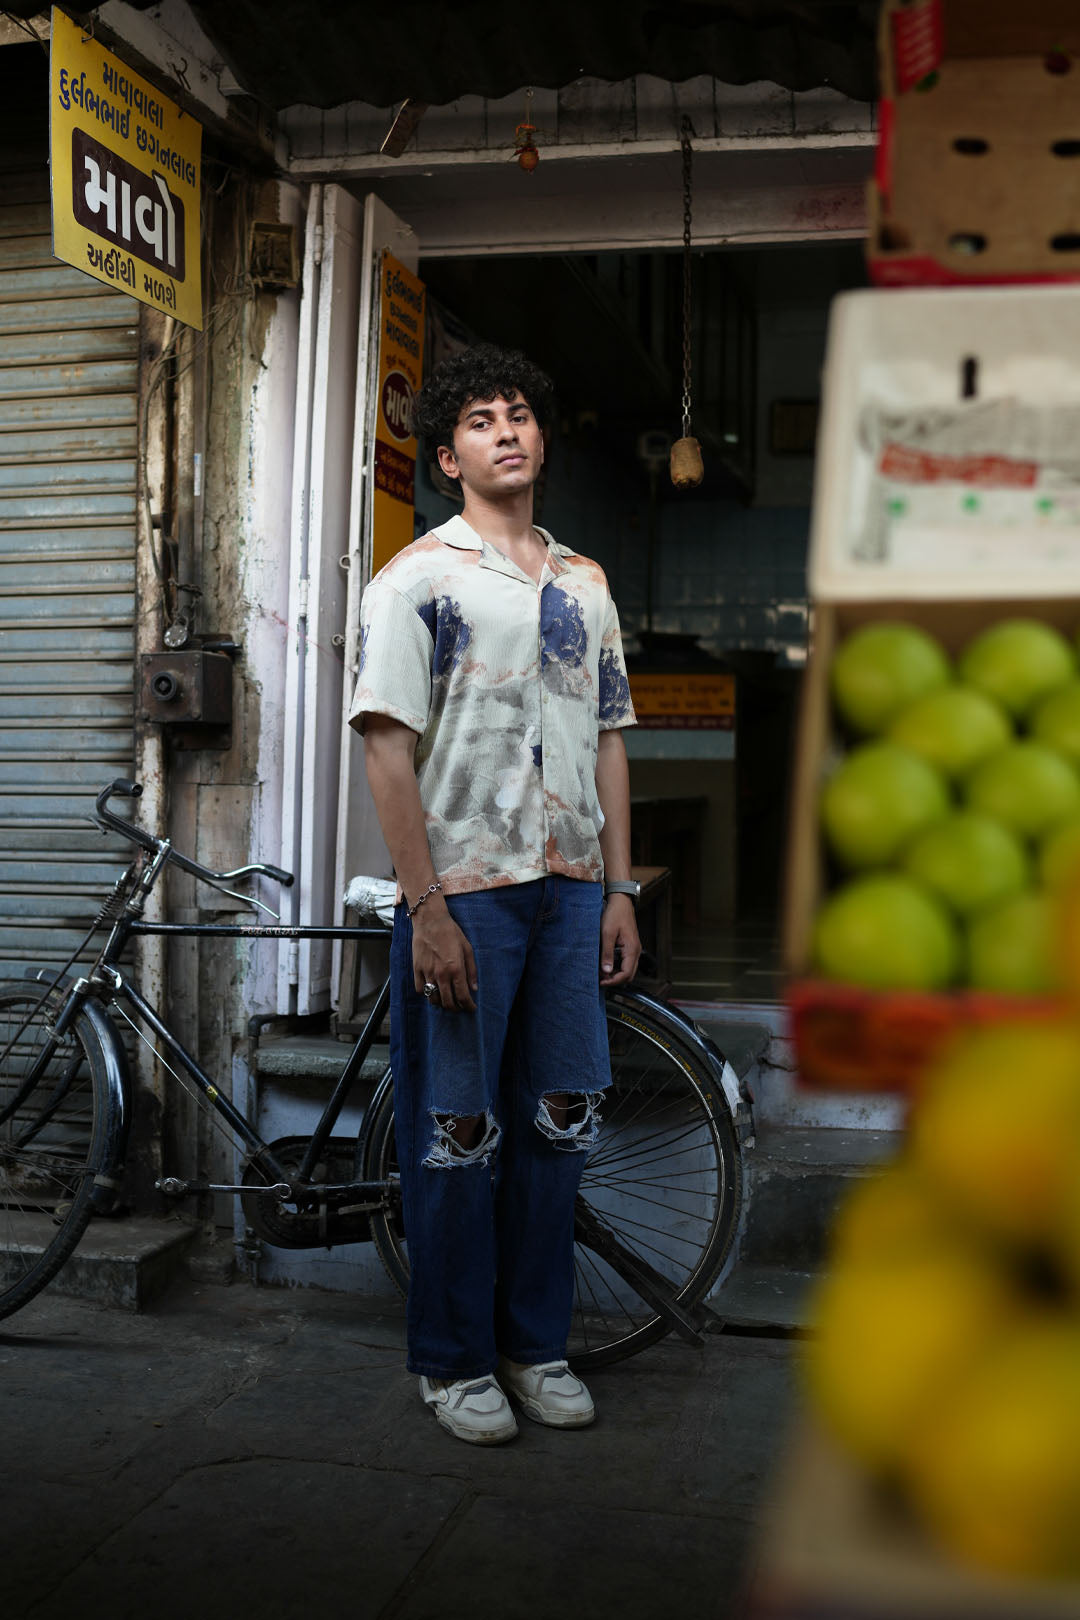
[349,513,636,895]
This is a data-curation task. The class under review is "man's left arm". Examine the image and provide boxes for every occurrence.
[596,728,641,986]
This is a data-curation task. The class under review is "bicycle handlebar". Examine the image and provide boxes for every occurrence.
[94,779,295,889]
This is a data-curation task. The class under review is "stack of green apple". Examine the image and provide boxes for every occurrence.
[813,617,1080,993]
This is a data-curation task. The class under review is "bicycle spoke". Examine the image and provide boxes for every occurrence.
[580,1203,712,1261]
[582,1179,719,1224]
[572,1243,639,1335]
[588,1119,718,1174]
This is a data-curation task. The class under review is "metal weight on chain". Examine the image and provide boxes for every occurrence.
[671,116,704,489]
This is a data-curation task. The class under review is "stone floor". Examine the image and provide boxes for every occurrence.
[1,1275,801,1620]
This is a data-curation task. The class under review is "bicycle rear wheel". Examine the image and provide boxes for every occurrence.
[360,993,741,1369]
[0,987,117,1319]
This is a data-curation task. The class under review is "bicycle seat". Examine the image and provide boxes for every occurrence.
[342,875,397,926]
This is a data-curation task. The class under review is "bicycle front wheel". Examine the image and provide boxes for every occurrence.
[361,993,741,1370]
[0,986,117,1319]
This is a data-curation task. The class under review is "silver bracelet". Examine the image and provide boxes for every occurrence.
[604,879,641,902]
[407,881,443,918]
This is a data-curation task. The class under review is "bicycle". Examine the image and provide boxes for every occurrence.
[0,779,745,1368]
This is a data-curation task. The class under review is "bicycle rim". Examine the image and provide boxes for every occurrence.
[360,1068,408,1296]
[570,997,740,1369]
[0,988,114,1319]
[360,999,742,1369]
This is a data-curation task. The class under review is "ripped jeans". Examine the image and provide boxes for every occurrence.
[389,876,611,1380]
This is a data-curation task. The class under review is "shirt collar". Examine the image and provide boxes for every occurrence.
[432,512,578,568]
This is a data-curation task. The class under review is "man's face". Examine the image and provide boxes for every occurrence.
[437,391,544,500]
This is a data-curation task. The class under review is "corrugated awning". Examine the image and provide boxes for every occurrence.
[7,1,878,109]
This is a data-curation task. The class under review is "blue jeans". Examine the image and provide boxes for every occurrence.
[389,876,611,1380]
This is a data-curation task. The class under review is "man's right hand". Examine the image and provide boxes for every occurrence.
[412,902,479,1012]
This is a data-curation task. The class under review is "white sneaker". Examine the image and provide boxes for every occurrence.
[419,1375,519,1445]
[498,1358,596,1428]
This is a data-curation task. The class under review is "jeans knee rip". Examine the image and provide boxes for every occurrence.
[423,1108,500,1169]
[535,1091,603,1153]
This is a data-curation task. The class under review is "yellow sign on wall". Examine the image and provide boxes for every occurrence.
[371,252,425,576]
[50,7,203,329]
[629,672,736,730]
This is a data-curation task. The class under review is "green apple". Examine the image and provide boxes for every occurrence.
[821,742,950,869]
[831,622,951,736]
[1032,680,1080,769]
[812,874,960,991]
[888,685,1012,781]
[958,619,1076,720]
[1039,820,1080,890]
[965,741,1080,841]
[966,892,1062,995]
[902,811,1029,918]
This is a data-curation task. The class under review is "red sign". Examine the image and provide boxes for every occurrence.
[880,444,1038,489]
[380,370,414,443]
[890,0,943,93]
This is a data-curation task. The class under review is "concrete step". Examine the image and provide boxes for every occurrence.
[739,1125,905,1271]
[254,1034,389,1085]
[1,1214,198,1312]
[709,1263,816,1333]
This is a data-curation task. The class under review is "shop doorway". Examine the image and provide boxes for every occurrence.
[414,240,867,1004]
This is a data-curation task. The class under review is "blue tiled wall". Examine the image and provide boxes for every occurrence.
[412,438,810,662]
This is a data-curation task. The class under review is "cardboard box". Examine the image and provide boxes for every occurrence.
[870,0,1080,286]
[785,284,1080,1091]
[785,594,1071,1091]
[747,1418,1080,1618]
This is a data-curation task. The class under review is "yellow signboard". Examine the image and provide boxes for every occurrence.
[371,252,425,576]
[629,672,736,730]
[50,7,203,329]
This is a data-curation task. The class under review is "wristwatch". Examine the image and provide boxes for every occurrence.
[604,879,641,902]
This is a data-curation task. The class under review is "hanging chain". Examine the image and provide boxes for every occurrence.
[680,116,694,441]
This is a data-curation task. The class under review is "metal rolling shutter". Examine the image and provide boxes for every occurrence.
[0,174,139,976]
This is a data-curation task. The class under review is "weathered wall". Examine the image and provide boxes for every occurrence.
[157,175,303,1200]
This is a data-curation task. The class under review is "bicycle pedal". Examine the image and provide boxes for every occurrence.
[157,1177,291,1198]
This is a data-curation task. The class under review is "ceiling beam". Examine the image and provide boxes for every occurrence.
[286,128,873,180]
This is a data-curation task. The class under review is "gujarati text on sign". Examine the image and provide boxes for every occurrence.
[50,6,203,329]
[628,672,736,730]
[371,253,425,575]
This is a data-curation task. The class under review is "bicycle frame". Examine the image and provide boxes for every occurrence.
[69,906,394,1198]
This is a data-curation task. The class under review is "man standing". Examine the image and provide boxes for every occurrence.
[350,343,640,1444]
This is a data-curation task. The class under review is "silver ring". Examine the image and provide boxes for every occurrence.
[423,982,438,1001]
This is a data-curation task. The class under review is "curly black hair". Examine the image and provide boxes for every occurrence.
[412,342,555,464]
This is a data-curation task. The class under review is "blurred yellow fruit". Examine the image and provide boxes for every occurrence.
[1055,859,1080,1004]
[958,618,1076,720]
[821,742,950,870]
[966,891,1063,996]
[807,1239,1018,1474]
[902,810,1029,919]
[1038,818,1080,890]
[888,684,1012,780]
[965,739,1080,842]
[828,1162,954,1266]
[831,622,951,736]
[812,874,960,991]
[1051,1149,1080,1295]
[1031,678,1080,770]
[904,1317,1080,1580]
[911,1020,1080,1249]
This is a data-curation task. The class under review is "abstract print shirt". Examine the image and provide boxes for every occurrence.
[349,513,636,895]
